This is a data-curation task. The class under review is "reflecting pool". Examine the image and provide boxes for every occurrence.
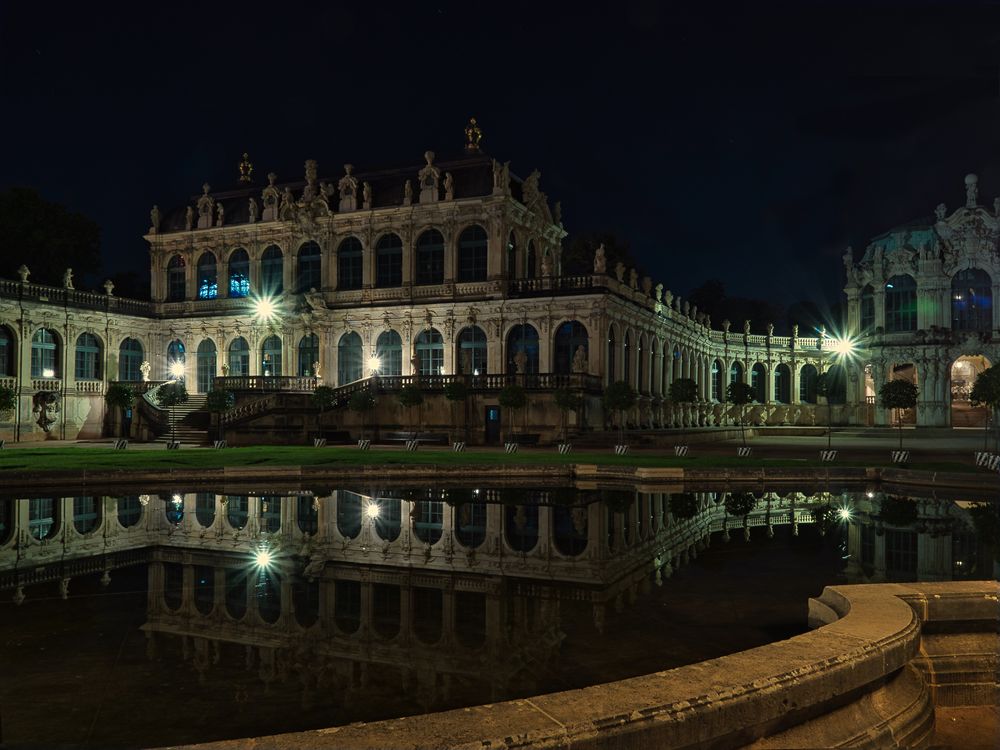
[0,485,996,748]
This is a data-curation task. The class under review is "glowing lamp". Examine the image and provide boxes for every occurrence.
[252,295,277,324]
[832,338,855,357]
[837,507,853,522]
[365,502,380,520]
[367,355,381,374]
[42,368,55,378]
[169,361,185,379]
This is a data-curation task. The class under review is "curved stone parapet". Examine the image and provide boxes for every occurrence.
[163,581,998,750]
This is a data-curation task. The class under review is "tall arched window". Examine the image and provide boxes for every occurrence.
[506,324,539,374]
[74,332,102,380]
[167,255,186,301]
[457,225,488,282]
[415,230,444,285]
[0,326,12,376]
[197,252,218,299]
[118,338,143,381]
[261,335,282,377]
[338,331,363,384]
[337,237,363,290]
[196,340,217,392]
[506,233,517,278]
[951,268,992,332]
[751,363,766,403]
[297,241,322,292]
[228,248,250,298]
[774,363,791,404]
[228,337,249,377]
[799,364,818,403]
[729,361,744,384]
[456,326,487,375]
[826,364,847,404]
[860,284,875,331]
[375,330,402,376]
[554,321,589,374]
[31,328,59,378]
[623,332,631,384]
[261,245,283,295]
[415,328,444,375]
[29,498,57,539]
[711,360,724,401]
[375,233,402,288]
[167,339,185,367]
[526,241,537,279]
[73,496,99,535]
[885,275,917,332]
[672,345,682,384]
[298,334,319,376]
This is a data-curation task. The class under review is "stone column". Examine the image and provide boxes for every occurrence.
[873,287,886,330]
[218,259,229,298]
[328,241,339,291]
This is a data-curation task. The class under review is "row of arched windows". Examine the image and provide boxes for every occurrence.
[166,226,493,302]
[0,328,146,381]
[859,268,993,334]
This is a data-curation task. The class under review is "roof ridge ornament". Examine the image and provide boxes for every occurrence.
[239,152,253,183]
[965,173,979,208]
[465,117,482,151]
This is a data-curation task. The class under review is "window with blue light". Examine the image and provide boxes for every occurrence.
[197,252,218,299]
[884,275,916,332]
[228,248,250,298]
[951,268,992,332]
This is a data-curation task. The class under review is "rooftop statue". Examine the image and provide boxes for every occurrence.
[965,173,978,208]
[593,244,606,274]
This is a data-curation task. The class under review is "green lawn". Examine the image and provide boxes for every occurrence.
[0,444,976,475]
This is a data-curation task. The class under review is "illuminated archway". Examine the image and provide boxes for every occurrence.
[950,355,991,428]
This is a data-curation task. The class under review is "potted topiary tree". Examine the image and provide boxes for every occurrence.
[668,377,698,427]
[443,380,469,450]
[104,382,134,438]
[553,387,583,454]
[879,378,918,453]
[204,388,235,446]
[349,389,376,448]
[969,365,1000,452]
[602,380,636,455]
[498,384,527,452]
[311,385,337,446]
[156,381,188,448]
[396,385,424,450]
[724,492,758,541]
[726,380,754,450]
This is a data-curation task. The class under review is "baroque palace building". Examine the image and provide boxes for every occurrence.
[0,121,839,443]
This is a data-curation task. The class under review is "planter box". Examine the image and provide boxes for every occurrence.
[213,440,227,449]
[357,439,371,450]
[557,443,572,454]
[313,438,327,448]
[673,445,689,457]
[614,445,630,456]
[737,446,752,457]
[452,441,466,452]
[166,441,181,450]
[406,439,420,451]
[504,443,519,454]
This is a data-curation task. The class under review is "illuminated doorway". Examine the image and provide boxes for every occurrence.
[950,355,991,428]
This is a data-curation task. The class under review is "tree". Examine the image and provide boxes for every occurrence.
[668,377,698,404]
[443,380,469,443]
[816,372,833,448]
[396,385,424,440]
[349,389,376,440]
[498,384,527,443]
[554,388,583,442]
[602,380,636,446]
[0,385,17,423]
[969,365,1000,452]
[724,492,757,518]
[311,386,338,440]
[0,188,100,285]
[156,381,188,444]
[879,379,918,450]
[669,493,699,520]
[104,383,135,437]
[205,389,235,442]
[726,380,754,447]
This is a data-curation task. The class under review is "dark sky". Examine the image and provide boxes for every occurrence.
[2,1,999,307]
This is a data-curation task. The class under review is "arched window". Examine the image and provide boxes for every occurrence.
[337,237,363,290]
[506,232,517,278]
[73,496,99,535]
[196,339,217,392]
[260,496,281,534]
[607,328,617,382]
[227,497,248,530]
[415,328,444,376]
[228,337,249,377]
[164,495,183,526]
[298,334,319,377]
[636,335,645,391]
[167,339,185,367]
[672,345,682,383]
[375,330,402,377]
[526,241,537,279]
[261,335,282,377]
[826,364,847,404]
[297,241,322,293]
[799,364,818,403]
[554,321,589,375]
[167,255,186,301]
[228,248,250,298]
[74,332,102,380]
[375,233,402,288]
[774,363,791,404]
[338,331,363,385]
[729,361,744,384]
[195,493,215,528]
[506,324,539,374]
[951,268,992,332]
[623,331,632,384]
[457,225,488,282]
[31,328,59,378]
[885,275,917,332]
[29,498,57,539]
[117,496,142,528]
[297,495,318,535]
[860,284,875,331]
[456,326,487,375]
[261,245,283,295]
[0,326,12,376]
[118,338,143,381]
[197,252,218,299]
[751,363,766,403]
[415,230,444,285]
[711,360,724,401]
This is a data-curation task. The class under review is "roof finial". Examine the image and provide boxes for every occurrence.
[239,152,253,184]
[465,117,483,151]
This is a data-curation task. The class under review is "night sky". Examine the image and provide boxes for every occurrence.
[2,1,998,307]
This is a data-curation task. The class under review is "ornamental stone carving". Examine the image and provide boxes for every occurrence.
[418,151,440,204]
[248,197,258,223]
[338,164,358,212]
[262,173,280,221]
[363,182,372,210]
[614,262,625,283]
[594,244,606,274]
[444,172,454,201]
[197,184,214,229]
[965,173,978,208]
[149,205,161,234]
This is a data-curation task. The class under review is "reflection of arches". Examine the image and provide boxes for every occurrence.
[950,355,991,427]
[256,569,280,624]
[505,504,539,552]
[194,564,214,615]
[195,493,215,527]
[0,500,11,546]
[259,496,281,533]
[553,505,588,556]
[296,496,318,535]
[227,497,248,530]
[117,496,143,528]
[373,583,400,639]
[455,501,486,548]
[164,495,183,526]
[29,498,58,539]
[73,496,100,535]
[372,498,401,541]
[413,587,443,644]
[293,578,319,628]
[337,491,363,539]
[335,580,361,633]
[226,569,247,619]
[412,500,443,544]
[164,563,183,610]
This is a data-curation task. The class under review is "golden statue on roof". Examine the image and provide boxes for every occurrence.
[465,117,482,151]
[238,152,253,183]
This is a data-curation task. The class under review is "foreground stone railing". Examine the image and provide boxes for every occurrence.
[165,581,999,750]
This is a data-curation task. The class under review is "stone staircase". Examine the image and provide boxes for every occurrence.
[154,394,211,446]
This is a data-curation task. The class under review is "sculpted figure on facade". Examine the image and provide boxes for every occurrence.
[935,203,947,222]
[362,181,372,210]
[63,268,74,289]
[149,205,161,234]
[965,173,978,208]
[338,164,358,212]
[184,206,194,231]
[303,159,319,202]
[593,244,606,274]
[767,322,774,337]
[572,345,588,374]
[196,183,214,229]
[513,349,528,374]
[614,261,625,283]
[554,201,562,226]
[655,283,663,302]
[17,265,29,283]
[744,320,751,336]
[541,250,553,277]
[312,360,322,381]
[641,276,652,296]
[418,151,440,204]
[303,288,328,311]
[444,172,454,201]
[32,391,59,432]
[492,158,503,194]
[522,169,541,206]
[103,279,114,296]
[403,179,413,206]
[139,360,151,382]
[215,203,224,227]
[279,187,296,220]
[248,197,258,223]
[262,173,280,221]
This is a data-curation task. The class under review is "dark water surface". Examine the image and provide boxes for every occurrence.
[0,485,995,749]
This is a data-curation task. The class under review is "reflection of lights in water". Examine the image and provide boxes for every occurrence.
[837,507,853,522]
[365,502,380,520]
[253,544,273,569]
[866,491,875,499]
[171,494,183,505]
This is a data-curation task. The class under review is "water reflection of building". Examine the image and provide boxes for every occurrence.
[845,493,996,582]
